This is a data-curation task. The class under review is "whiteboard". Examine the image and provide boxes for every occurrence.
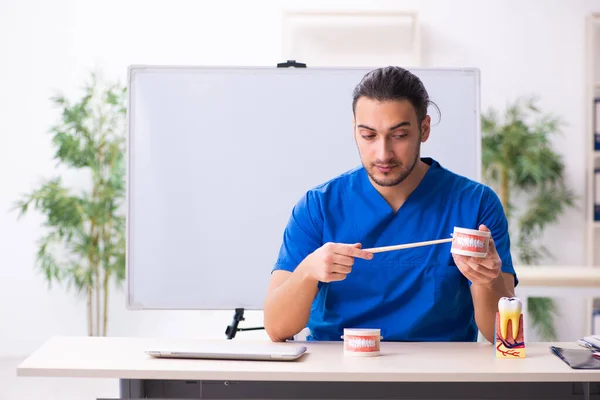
[126,65,481,310]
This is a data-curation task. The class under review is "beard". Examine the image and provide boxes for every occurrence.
[365,145,420,187]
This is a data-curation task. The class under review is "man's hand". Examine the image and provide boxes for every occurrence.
[452,224,501,285]
[298,242,374,283]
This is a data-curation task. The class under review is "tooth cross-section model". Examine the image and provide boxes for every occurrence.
[495,297,526,358]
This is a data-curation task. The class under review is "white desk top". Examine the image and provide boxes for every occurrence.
[16,336,600,382]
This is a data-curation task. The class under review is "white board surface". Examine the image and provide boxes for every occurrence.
[126,65,481,310]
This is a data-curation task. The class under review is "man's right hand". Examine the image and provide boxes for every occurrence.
[298,242,374,283]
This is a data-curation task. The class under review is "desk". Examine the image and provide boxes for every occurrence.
[16,336,600,400]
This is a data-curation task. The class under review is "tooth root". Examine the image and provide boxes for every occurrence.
[512,315,519,340]
[499,312,520,340]
[500,313,509,340]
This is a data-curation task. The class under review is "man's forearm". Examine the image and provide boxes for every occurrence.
[471,273,515,343]
[263,266,319,341]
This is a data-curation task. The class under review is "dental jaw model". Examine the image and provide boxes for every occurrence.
[495,297,526,358]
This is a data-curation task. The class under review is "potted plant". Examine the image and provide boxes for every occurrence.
[481,95,576,340]
[14,71,127,336]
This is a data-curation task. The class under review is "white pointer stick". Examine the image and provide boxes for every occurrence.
[363,237,453,254]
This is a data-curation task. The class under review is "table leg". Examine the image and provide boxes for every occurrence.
[584,381,590,400]
[119,379,144,399]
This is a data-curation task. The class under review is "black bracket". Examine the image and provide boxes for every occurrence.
[225,308,265,339]
[277,60,307,68]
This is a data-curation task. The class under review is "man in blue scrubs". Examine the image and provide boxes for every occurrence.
[263,66,517,343]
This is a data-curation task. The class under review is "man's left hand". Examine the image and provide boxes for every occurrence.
[452,224,501,285]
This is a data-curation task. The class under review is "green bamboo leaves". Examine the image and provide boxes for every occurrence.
[14,71,127,337]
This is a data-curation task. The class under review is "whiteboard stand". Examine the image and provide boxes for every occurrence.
[225,308,265,339]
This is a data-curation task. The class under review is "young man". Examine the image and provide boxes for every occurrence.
[263,66,517,343]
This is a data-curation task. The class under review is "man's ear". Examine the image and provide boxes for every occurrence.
[420,115,431,142]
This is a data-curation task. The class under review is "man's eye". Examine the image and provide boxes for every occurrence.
[393,134,408,139]
[361,135,375,140]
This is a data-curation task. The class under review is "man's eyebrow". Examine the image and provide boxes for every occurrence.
[357,121,411,132]
[357,124,376,131]
[388,121,411,130]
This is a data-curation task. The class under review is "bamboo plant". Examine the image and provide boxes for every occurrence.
[14,72,127,336]
[481,96,576,340]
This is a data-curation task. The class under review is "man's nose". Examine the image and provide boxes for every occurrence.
[376,138,392,160]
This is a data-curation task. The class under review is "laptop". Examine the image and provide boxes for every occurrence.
[146,342,307,361]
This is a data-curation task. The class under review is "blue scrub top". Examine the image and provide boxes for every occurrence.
[273,157,517,342]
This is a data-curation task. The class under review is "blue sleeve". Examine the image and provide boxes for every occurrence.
[478,186,518,287]
[272,191,324,273]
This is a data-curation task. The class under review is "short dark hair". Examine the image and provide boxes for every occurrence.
[352,66,439,124]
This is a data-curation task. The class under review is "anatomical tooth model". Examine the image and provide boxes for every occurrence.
[495,297,526,358]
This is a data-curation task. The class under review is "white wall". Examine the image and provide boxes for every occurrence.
[1,0,598,357]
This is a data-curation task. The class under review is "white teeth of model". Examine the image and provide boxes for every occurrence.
[498,297,522,340]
